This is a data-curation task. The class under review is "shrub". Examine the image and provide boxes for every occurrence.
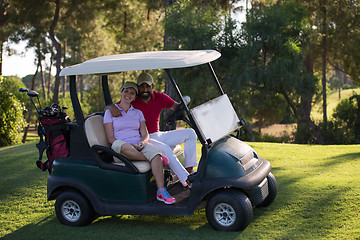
[0,76,27,146]
[330,93,360,143]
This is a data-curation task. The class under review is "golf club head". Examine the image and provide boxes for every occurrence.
[19,88,29,93]
[27,90,39,98]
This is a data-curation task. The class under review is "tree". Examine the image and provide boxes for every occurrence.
[297,0,360,126]
[236,1,323,143]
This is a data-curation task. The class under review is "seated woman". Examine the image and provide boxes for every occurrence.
[103,81,175,205]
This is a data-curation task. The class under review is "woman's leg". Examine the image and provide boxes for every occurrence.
[141,144,175,204]
[150,154,164,189]
[112,140,147,160]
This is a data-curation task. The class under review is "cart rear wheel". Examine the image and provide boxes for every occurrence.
[257,172,278,208]
[206,190,253,231]
[55,190,95,226]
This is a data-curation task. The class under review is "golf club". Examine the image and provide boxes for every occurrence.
[28,90,42,109]
[19,88,40,115]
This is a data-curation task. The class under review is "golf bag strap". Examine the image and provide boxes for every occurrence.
[36,124,48,162]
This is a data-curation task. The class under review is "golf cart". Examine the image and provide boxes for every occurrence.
[46,50,277,231]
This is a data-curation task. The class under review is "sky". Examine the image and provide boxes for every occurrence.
[2,3,247,78]
[2,41,38,78]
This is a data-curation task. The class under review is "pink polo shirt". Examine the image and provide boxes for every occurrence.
[103,104,145,144]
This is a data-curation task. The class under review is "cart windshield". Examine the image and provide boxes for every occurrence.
[190,94,240,144]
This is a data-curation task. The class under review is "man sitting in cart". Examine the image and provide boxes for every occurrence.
[108,73,197,184]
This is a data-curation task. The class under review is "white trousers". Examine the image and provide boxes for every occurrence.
[149,129,198,185]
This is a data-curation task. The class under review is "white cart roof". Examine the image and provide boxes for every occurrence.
[60,50,221,76]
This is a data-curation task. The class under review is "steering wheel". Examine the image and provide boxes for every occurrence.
[166,102,186,127]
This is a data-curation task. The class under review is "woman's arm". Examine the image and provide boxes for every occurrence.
[137,121,149,150]
[104,122,117,145]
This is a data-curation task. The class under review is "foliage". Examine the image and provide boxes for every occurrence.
[164,0,222,50]
[163,0,225,109]
[101,0,163,53]
[238,1,313,106]
[330,93,360,143]
[0,76,26,146]
[233,1,324,143]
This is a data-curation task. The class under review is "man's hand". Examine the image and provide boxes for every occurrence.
[105,104,122,117]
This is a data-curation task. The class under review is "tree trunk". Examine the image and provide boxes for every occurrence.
[62,39,66,98]
[47,54,53,99]
[40,59,46,100]
[338,74,341,100]
[0,41,3,75]
[79,52,84,102]
[22,66,39,143]
[49,0,61,104]
[301,45,324,144]
[321,0,327,125]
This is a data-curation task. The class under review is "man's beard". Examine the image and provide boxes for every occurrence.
[140,91,151,100]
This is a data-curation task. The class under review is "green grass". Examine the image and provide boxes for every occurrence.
[1,141,360,239]
[311,88,360,121]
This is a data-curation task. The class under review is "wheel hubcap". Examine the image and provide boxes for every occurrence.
[62,200,81,222]
[214,203,236,227]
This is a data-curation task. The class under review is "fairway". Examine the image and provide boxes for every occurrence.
[0,141,359,239]
[311,88,360,121]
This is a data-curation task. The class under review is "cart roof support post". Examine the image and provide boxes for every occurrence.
[208,63,224,95]
[102,75,113,106]
[69,75,84,126]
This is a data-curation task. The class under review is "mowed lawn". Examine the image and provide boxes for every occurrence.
[311,88,360,121]
[0,140,359,240]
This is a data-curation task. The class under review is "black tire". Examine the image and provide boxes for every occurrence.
[206,190,253,231]
[55,190,95,227]
[257,172,278,208]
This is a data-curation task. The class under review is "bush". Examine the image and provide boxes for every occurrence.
[0,76,26,146]
[316,93,360,144]
[330,93,360,143]
[294,123,317,144]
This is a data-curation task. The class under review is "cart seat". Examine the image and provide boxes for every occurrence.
[85,114,151,173]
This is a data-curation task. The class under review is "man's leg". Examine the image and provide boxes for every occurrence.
[149,138,189,185]
[150,129,198,172]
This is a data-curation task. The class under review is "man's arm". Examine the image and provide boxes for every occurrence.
[105,104,122,117]
[170,101,180,110]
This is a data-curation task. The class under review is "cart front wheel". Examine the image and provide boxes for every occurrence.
[55,190,95,226]
[206,190,253,231]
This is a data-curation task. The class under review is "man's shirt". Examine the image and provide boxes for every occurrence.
[132,91,174,134]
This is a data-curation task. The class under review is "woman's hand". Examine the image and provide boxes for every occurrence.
[137,141,146,150]
[131,141,146,151]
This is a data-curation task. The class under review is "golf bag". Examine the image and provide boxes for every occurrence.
[36,109,70,173]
